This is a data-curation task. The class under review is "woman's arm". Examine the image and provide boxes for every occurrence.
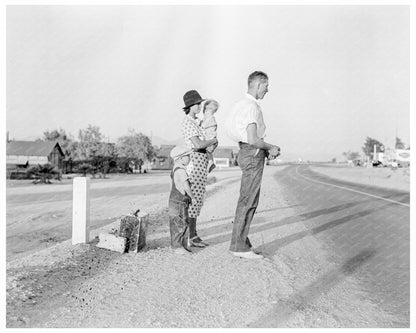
[189,136,218,149]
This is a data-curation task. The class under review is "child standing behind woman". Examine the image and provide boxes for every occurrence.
[201,99,219,173]
[168,146,196,255]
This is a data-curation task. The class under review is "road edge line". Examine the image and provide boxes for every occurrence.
[295,166,410,208]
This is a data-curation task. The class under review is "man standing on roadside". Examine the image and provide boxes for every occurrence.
[227,71,280,259]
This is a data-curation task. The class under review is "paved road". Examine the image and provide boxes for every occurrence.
[273,164,410,326]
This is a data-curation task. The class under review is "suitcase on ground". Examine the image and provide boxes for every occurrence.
[119,209,149,252]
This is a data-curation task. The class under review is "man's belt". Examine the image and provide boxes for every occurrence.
[239,142,268,157]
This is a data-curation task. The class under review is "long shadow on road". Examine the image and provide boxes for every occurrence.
[247,248,378,328]
[258,203,394,257]
[146,198,381,252]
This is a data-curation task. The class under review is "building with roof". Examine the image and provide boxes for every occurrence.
[213,147,236,168]
[151,144,175,170]
[6,140,65,170]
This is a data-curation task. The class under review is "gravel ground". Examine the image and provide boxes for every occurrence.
[6,165,407,327]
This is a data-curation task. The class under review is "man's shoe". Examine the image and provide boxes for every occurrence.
[230,251,264,259]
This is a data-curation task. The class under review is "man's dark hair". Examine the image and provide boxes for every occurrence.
[248,71,268,86]
[183,107,190,115]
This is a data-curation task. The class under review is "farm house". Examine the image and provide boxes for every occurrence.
[213,147,235,168]
[151,145,175,170]
[6,141,65,177]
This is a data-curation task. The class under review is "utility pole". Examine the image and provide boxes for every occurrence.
[395,127,398,149]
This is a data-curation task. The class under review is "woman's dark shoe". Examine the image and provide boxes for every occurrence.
[192,236,209,247]
[188,236,208,248]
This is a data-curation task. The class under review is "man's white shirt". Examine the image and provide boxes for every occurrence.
[226,93,266,143]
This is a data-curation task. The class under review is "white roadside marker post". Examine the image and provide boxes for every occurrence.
[72,177,90,245]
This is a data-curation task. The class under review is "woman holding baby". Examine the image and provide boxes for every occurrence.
[180,90,219,248]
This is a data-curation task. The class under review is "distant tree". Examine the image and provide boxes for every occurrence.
[73,125,105,160]
[342,151,360,161]
[362,137,384,159]
[43,128,68,141]
[395,137,405,149]
[115,129,155,163]
[331,158,337,163]
[101,142,116,157]
[43,128,75,157]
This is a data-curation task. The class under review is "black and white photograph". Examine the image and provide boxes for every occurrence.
[2,1,414,329]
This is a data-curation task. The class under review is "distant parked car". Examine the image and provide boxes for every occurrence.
[372,160,383,167]
[397,161,410,168]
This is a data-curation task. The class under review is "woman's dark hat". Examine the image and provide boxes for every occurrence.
[183,90,204,109]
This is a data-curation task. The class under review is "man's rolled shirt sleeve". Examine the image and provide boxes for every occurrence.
[244,105,260,142]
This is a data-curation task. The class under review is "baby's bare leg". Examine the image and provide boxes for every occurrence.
[207,151,213,162]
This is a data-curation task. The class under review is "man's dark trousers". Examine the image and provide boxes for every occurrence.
[230,142,266,252]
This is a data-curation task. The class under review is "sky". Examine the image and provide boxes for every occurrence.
[6,5,410,161]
